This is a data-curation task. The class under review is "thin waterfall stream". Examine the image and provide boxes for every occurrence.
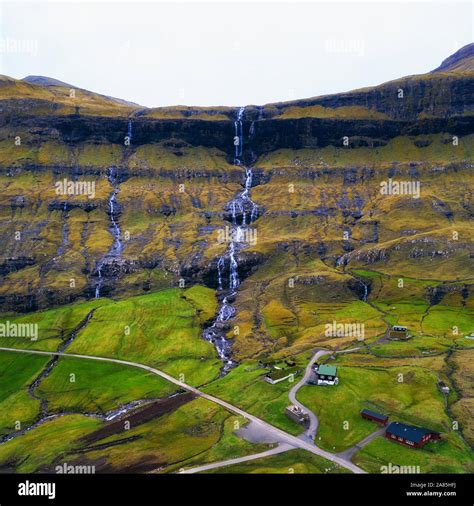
[94,167,123,298]
[203,107,259,373]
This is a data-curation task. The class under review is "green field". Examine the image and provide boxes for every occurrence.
[353,433,473,474]
[0,414,103,473]
[0,287,222,387]
[0,352,49,435]
[297,364,451,452]
[67,287,221,386]
[36,357,177,414]
[0,299,107,351]
[65,397,266,473]
[204,362,305,436]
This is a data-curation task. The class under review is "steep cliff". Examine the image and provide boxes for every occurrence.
[0,45,472,318]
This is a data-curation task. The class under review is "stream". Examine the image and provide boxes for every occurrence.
[95,167,123,298]
[202,107,260,373]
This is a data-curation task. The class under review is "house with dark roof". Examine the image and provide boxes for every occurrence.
[360,409,389,426]
[385,422,441,448]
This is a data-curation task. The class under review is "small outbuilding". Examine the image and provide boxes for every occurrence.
[264,365,299,385]
[285,405,309,426]
[388,325,409,339]
[360,409,389,426]
[385,421,441,449]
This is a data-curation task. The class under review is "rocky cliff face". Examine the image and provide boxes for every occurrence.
[0,46,472,314]
[2,70,472,162]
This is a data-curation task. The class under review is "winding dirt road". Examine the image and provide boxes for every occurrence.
[288,349,330,442]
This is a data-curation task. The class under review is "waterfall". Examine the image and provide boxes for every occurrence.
[234,106,245,161]
[108,188,122,256]
[229,240,240,290]
[94,167,123,298]
[362,281,368,302]
[127,119,133,142]
[95,269,102,299]
[202,106,261,373]
[217,256,224,290]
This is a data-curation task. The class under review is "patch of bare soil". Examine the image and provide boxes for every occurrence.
[79,392,196,446]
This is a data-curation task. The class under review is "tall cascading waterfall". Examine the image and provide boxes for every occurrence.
[203,107,259,373]
[94,167,123,298]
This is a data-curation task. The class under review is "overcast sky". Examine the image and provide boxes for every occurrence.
[0,1,472,107]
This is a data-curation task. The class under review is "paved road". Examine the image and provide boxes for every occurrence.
[0,346,365,474]
[179,443,295,474]
[288,349,330,441]
[337,428,385,461]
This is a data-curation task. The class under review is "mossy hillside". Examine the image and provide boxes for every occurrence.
[0,162,240,306]
[0,169,115,267]
[36,357,177,414]
[247,159,472,279]
[230,259,473,362]
[0,136,471,309]
[136,105,233,121]
[341,227,473,280]
[116,172,238,266]
[127,143,235,173]
[250,161,472,240]
[0,137,124,169]
[0,132,235,172]
[0,76,138,118]
[67,287,220,386]
[0,414,103,473]
[230,254,385,360]
[66,397,266,473]
[449,349,474,446]
[255,134,473,169]
[278,104,390,120]
[0,298,107,350]
[182,284,218,322]
[266,70,473,121]
[0,352,49,435]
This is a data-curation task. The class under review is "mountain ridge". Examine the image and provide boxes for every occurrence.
[0,44,471,117]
